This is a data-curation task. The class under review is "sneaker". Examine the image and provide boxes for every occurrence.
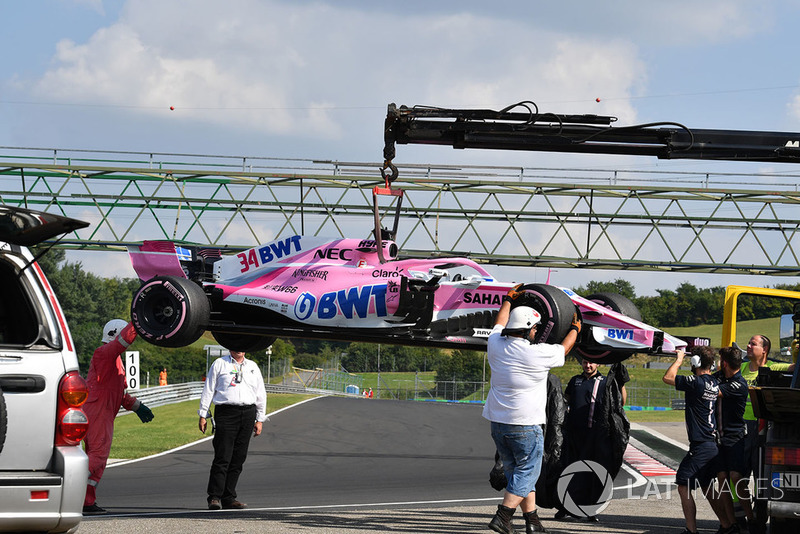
[82,503,107,515]
[679,529,698,534]
[208,498,221,510]
[715,525,738,534]
[585,516,599,523]
[222,500,247,510]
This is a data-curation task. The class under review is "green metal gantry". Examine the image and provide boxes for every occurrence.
[1,146,800,276]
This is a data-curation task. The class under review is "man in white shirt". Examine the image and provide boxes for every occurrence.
[483,286,580,534]
[198,350,267,510]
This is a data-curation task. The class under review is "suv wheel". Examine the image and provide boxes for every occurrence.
[0,385,6,455]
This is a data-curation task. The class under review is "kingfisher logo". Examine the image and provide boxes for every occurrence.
[293,284,388,321]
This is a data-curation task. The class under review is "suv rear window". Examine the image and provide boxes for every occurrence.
[0,259,51,347]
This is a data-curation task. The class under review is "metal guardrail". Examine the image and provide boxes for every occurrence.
[670,399,687,410]
[117,382,360,416]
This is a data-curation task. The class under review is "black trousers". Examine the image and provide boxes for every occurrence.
[207,404,257,503]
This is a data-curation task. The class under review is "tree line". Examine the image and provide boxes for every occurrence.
[36,249,800,388]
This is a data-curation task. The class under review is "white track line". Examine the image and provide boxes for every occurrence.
[85,497,505,519]
[108,396,324,468]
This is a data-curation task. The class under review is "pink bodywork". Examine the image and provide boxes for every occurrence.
[127,236,685,353]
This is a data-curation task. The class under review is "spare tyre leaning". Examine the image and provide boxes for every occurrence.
[131,276,210,348]
[516,284,576,345]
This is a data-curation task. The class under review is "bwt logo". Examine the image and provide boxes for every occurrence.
[293,284,388,321]
[607,328,634,340]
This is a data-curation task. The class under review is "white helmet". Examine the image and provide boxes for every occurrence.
[506,306,542,330]
[102,319,128,343]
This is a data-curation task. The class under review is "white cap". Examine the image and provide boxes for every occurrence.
[102,319,128,344]
[690,355,702,369]
[506,306,542,330]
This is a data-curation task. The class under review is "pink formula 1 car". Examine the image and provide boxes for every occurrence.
[127,235,686,364]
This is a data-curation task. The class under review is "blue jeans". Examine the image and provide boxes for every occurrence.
[491,422,544,498]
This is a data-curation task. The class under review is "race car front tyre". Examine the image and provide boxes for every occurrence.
[131,276,210,348]
[585,292,642,321]
[577,292,643,364]
[211,331,275,353]
[517,284,575,345]
[0,385,6,455]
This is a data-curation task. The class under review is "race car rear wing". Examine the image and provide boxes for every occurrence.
[127,241,190,281]
[127,241,224,282]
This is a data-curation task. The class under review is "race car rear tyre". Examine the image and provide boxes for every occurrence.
[211,331,275,353]
[0,385,6,456]
[577,292,643,364]
[131,276,209,348]
[517,284,575,345]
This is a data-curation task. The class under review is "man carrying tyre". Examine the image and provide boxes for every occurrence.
[483,285,581,534]
[82,319,154,515]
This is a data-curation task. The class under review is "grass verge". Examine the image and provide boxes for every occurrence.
[109,393,317,459]
[625,409,685,423]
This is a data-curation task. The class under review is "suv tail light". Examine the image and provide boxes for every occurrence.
[55,371,89,446]
[766,446,800,467]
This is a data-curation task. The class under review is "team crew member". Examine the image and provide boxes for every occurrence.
[483,285,580,534]
[82,320,154,515]
[557,358,628,522]
[663,347,722,534]
[739,335,795,480]
[199,350,267,510]
[712,346,752,532]
[159,367,168,386]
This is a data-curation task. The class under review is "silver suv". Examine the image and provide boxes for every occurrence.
[0,206,91,533]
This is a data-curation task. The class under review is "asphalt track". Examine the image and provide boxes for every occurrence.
[79,396,721,533]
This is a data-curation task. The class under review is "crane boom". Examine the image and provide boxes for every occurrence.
[383,102,800,169]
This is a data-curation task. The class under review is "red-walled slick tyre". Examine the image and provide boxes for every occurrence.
[131,276,209,348]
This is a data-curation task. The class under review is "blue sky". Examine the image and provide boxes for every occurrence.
[3,0,800,295]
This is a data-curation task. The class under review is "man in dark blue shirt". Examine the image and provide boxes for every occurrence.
[663,347,730,534]
[712,345,752,532]
[559,359,607,522]
[565,360,606,434]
